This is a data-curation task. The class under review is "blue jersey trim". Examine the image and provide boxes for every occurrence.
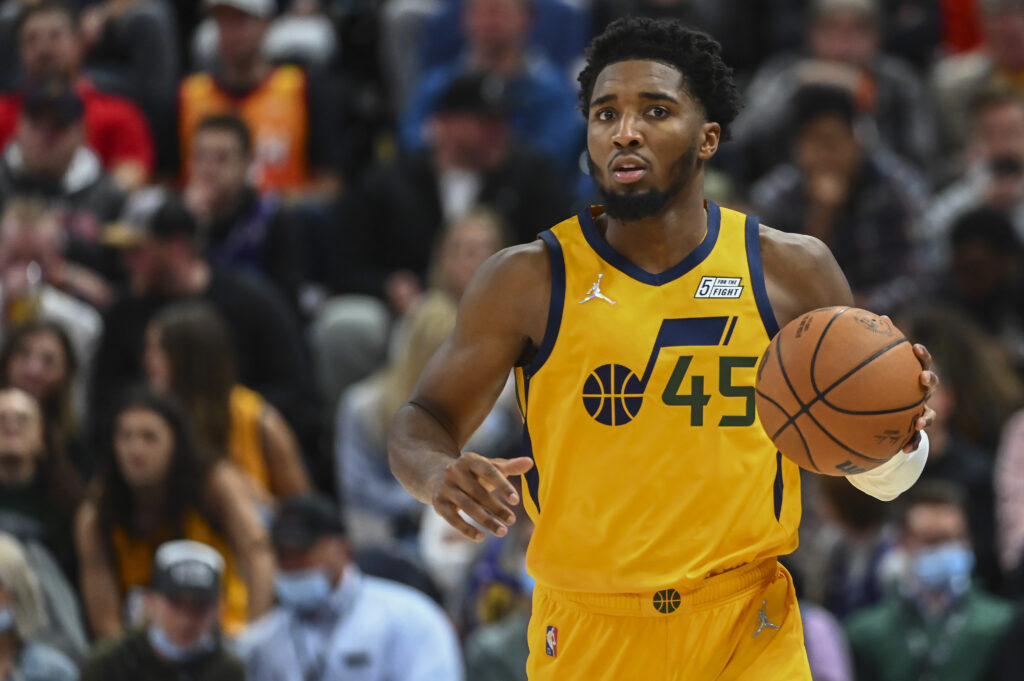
[745,215,780,338]
[773,451,784,521]
[525,230,565,376]
[578,201,722,286]
[521,423,542,512]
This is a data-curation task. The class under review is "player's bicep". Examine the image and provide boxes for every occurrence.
[762,227,854,328]
[409,245,546,446]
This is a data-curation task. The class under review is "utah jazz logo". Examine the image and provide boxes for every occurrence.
[582,316,758,427]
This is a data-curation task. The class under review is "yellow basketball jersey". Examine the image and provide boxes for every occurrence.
[514,201,801,593]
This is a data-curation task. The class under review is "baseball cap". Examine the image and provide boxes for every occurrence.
[151,540,224,605]
[434,72,508,118]
[204,0,275,18]
[102,190,197,248]
[22,81,83,128]
[271,494,346,551]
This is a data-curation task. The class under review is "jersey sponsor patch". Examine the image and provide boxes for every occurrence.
[694,276,743,299]
[546,626,558,657]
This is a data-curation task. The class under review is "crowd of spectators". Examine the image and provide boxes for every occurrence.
[0,0,1019,679]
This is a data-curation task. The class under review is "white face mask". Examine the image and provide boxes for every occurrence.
[274,569,333,612]
[147,623,215,663]
[0,606,14,634]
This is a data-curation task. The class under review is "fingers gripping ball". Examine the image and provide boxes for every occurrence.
[754,307,927,476]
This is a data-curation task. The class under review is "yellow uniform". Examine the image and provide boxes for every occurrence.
[514,201,810,680]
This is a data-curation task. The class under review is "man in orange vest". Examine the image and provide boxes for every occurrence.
[178,0,342,201]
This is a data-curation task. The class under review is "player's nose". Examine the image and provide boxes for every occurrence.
[611,113,643,148]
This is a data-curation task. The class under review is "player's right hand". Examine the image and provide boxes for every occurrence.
[431,453,534,542]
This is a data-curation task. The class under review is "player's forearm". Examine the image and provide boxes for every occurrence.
[387,402,462,505]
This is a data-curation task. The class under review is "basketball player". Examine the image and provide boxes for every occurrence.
[388,18,937,680]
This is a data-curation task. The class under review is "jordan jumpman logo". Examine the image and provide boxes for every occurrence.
[578,273,616,305]
[753,600,780,638]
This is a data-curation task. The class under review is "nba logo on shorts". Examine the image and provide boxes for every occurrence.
[546,626,558,657]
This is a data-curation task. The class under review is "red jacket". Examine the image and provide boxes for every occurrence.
[0,78,154,175]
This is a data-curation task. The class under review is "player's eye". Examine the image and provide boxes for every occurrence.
[595,109,615,122]
[648,106,668,118]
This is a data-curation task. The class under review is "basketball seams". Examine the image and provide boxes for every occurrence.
[755,387,819,471]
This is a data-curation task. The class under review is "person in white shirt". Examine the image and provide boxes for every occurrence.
[236,493,464,681]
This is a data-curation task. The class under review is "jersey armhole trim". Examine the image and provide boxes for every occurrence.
[745,215,781,339]
[525,229,565,376]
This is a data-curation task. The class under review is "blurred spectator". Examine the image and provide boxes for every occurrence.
[0,0,154,191]
[92,193,319,461]
[0,82,125,246]
[237,494,464,681]
[0,388,82,580]
[733,0,936,181]
[0,202,105,356]
[784,562,854,681]
[909,349,1000,591]
[905,304,1024,452]
[178,0,342,201]
[845,481,1014,681]
[814,476,895,619]
[74,390,273,639]
[934,209,1024,368]
[428,207,510,301]
[336,294,455,547]
[82,540,245,681]
[0,321,91,476]
[920,89,1024,268]
[0,533,78,681]
[995,407,1024,590]
[400,0,584,172]
[345,72,571,305]
[932,0,1024,168]
[146,302,310,509]
[751,84,929,299]
[183,114,303,309]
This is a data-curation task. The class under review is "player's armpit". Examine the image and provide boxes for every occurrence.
[846,431,929,501]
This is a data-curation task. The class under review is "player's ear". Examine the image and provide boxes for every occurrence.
[698,122,721,160]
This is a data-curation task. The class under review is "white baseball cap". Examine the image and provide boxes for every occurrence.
[204,0,275,18]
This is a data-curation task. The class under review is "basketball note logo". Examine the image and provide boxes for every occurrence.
[581,316,757,427]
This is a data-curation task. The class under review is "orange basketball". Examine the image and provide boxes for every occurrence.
[754,307,927,476]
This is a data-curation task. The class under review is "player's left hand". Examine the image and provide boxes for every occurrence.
[903,342,938,453]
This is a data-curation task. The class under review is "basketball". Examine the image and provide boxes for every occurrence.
[754,307,927,476]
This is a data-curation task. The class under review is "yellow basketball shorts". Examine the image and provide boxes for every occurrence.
[526,558,811,681]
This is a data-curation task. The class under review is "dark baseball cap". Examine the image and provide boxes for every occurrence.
[434,72,508,118]
[271,494,346,551]
[103,190,197,248]
[150,540,224,606]
[22,80,83,128]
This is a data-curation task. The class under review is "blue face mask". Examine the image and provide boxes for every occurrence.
[0,606,13,634]
[148,623,215,663]
[274,569,333,612]
[912,542,975,594]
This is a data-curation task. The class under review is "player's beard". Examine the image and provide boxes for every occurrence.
[589,142,698,222]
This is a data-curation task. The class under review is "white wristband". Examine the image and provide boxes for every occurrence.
[846,431,929,501]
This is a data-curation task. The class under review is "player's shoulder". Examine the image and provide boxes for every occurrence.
[465,240,551,303]
[758,224,835,275]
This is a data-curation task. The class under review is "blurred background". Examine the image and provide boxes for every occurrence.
[0,0,1020,679]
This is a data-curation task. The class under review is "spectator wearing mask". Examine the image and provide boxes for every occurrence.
[0,0,154,191]
[845,481,1015,681]
[92,193,319,458]
[0,82,124,251]
[145,302,310,510]
[0,387,82,580]
[177,0,342,201]
[400,0,584,172]
[237,494,464,681]
[183,114,303,309]
[82,540,245,681]
[751,84,929,300]
[0,533,77,681]
[732,0,936,180]
[75,390,273,639]
[920,89,1024,269]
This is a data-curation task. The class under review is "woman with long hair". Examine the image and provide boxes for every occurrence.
[0,533,77,680]
[144,302,310,507]
[74,390,273,639]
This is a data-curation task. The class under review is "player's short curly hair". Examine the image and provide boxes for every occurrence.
[577,18,742,140]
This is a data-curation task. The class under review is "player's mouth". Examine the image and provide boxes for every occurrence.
[610,155,649,184]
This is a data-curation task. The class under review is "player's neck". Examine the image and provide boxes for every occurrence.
[601,181,708,275]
